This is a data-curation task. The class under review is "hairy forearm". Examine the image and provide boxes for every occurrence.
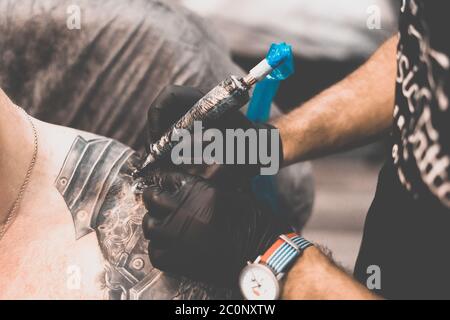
[273,36,398,165]
[282,247,380,300]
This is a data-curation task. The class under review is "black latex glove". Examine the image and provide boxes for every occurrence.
[142,168,292,288]
[145,85,283,187]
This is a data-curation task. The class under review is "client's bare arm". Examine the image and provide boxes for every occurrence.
[274,36,398,165]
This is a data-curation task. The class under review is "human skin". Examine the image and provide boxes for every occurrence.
[0,90,232,299]
[282,247,381,300]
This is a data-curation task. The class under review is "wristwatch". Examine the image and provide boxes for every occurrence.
[239,233,313,300]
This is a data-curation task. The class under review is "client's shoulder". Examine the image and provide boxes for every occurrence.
[53,133,234,300]
[54,134,138,240]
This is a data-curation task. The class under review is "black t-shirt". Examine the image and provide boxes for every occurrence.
[354,0,450,299]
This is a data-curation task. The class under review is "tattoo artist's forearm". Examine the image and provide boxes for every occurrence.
[282,248,381,300]
[273,36,398,165]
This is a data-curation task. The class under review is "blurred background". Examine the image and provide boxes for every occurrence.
[178,0,401,270]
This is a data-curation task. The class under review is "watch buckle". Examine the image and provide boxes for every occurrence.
[279,234,301,253]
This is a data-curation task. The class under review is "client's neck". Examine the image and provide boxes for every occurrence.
[0,90,37,228]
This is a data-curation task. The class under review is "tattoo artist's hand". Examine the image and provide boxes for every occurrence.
[146,85,282,187]
[142,169,292,287]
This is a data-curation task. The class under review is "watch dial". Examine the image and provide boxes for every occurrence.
[239,264,279,300]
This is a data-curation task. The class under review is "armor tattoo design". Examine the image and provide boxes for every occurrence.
[55,136,234,300]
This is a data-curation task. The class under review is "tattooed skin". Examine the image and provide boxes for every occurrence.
[55,136,234,300]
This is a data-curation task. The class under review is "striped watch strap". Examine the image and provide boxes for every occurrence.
[260,233,313,275]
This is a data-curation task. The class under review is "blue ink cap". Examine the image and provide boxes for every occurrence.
[265,42,294,80]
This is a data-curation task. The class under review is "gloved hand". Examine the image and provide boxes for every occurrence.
[145,85,283,187]
[142,168,292,287]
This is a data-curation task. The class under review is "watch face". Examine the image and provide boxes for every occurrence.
[239,264,280,300]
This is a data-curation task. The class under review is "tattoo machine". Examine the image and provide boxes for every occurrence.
[134,43,294,178]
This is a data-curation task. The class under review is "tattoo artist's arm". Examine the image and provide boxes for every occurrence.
[274,36,398,165]
[282,247,381,300]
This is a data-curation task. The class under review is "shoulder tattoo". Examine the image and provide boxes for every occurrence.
[55,136,234,300]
